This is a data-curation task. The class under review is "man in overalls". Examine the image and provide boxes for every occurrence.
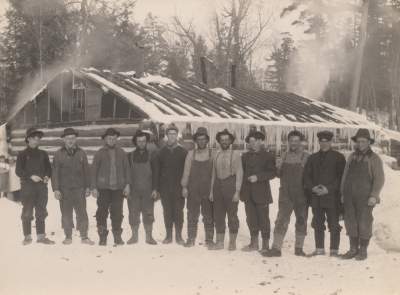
[127,130,159,245]
[181,127,214,247]
[208,129,243,251]
[341,129,384,260]
[241,130,276,253]
[304,130,346,256]
[16,128,54,245]
[155,123,187,244]
[264,130,309,257]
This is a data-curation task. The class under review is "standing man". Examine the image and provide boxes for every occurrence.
[91,128,130,246]
[208,129,243,251]
[240,131,276,252]
[155,123,187,244]
[341,129,384,260]
[127,130,158,245]
[16,128,54,245]
[304,131,346,256]
[264,130,309,257]
[181,127,214,247]
[52,128,94,245]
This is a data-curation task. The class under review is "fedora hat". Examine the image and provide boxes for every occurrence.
[216,129,235,143]
[132,129,151,145]
[317,130,334,142]
[288,130,305,140]
[351,128,374,144]
[245,130,265,143]
[101,128,120,139]
[165,123,179,134]
[61,127,79,138]
[193,127,209,141]
[25,127,44,143]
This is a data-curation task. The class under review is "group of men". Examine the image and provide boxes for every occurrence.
[15,123,384,261]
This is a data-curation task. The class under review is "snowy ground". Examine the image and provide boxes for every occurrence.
[1,163,400,295]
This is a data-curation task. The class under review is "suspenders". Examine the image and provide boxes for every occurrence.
[215,149,234,177]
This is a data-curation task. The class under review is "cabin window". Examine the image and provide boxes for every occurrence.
[101,92,115,118]
[115,98,130,118]
[36,92,48,124]
[70,88,86,121]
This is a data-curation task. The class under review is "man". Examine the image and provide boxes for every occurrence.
[91,128,130,246]
[154,123,187,244]
[208,129,243,251]
[16,127,54,245]
[264,130,309,257]
[181,127,214,247]
[341,129,384,260]
[240,130,275,253]
[304,130,346,256]
[52,128,94,245]
[127,130,158,245]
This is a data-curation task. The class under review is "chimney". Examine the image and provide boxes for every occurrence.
[231,64,236,88]
[200,57,208,85]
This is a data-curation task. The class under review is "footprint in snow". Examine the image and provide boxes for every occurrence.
[97,270,104,274]
[61,257,69,261]
[273,275,284,280]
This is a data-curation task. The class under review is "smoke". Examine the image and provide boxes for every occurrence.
[283,0,361,100]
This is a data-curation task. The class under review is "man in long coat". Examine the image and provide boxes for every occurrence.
[91,128,130,246]
[341,129,385,260]
[304,131,346,256]
[240,130,276,252]
[181,127,214,247]
[154,123,187,244]
[264,130,309,257]
[52,128,94,245]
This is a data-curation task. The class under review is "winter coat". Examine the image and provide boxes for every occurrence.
[303,149,346,208]
[240,149,276,204]
[15,147,52,182]
[52,146,91,191]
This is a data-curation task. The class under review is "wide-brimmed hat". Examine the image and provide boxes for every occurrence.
[351,128,374,144]
[193,127,209,141]
[101,128,120,139]
[61,127,79,138]
[132,129,151,145]
[245,130,265,143]
[216,129,235,143]
[165,123,179,134]
[25,127,44,142]
[317,130,334,142]
[288,130,305,140]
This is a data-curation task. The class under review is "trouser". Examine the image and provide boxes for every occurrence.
[187,196,214,240]
[344,195,374,240]
[311,206,341,250]
[96,189,124,232]
[128,189,155,227]
[213,177,239,234]
[272,199,308,249]
[59,188,89,238]
[20,181,48,236]
[161,190,185,232]
[244,199,270,239]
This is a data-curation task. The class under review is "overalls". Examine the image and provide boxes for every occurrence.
[272,152,308,250]
[213,151,239,234]
[343,155,374,240]
[187,149,214,242]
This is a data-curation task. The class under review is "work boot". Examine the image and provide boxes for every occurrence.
[81,237,95,245]
[113,229,125,246]
[98,228,109,246]
[144,224,157,245]
[37,234,55,245]
[262,247,282,257]
[241,235,259,252]
[330,249,340,257]
[208,233,225,250]
[62,238,73,245]
[184,238,195,248]
[228,233,237,251]
[175,226,184,245]
[341,237,359,260]
[22,235,32,246]
[260,238,269,254]
[307,248,326,257]
[295,247,306,257]
[355,239,369,261]
[127,225,139,245]
[204,227,215,247]
[163,228,173,244]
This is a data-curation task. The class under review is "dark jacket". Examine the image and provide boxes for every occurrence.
[303,149,346,208]
[91,145,130,190]
[52,146,90,191]
[240,149,276,204]
[15,147,51,182]
[155,145,187,195]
